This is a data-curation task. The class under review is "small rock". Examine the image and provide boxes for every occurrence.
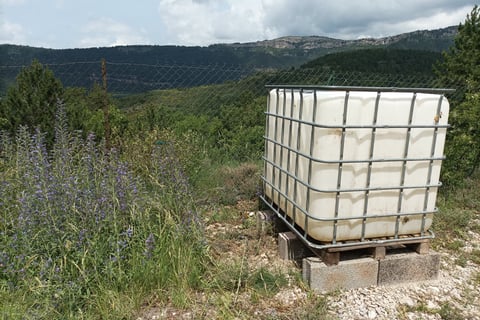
[429,286,440,294]
[399,296,416,307]
[426,300,439,310]
[368,309,377,319]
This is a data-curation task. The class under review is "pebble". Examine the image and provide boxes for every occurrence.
[399,296,416,307]
[367,309,377,319]
[326,256,480,320]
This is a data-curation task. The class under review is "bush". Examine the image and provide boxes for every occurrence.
[0,105,208,318]
[206,162,261,205]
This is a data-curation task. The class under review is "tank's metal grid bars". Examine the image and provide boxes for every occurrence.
[260,85,454,250]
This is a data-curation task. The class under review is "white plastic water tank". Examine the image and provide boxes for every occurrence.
[263,87,449,243]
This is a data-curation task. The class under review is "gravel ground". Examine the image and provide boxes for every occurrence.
[137,208,480,320]
[276,223,480,320]
[326,254,480,319]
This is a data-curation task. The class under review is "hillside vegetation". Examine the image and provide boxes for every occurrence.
[0,26,456,95]
[301,48,442,74]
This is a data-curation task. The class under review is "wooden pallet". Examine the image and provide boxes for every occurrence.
[311,237,431,266]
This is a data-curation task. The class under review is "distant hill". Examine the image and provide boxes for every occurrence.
[0,26,457,94]
[0,26,457,67]
[301,48,443,74]
[215,25,456,66]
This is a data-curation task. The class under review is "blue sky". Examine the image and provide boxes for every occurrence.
[0,0,477,49]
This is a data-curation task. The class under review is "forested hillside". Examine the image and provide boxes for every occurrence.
[0,26,456,67]
[0,26,456,95]
[301,49,442,74]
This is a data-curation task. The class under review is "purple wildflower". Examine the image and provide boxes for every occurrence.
[144,233,155,259]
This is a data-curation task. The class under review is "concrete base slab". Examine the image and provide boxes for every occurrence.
[378,251,441,285]
[303,257,379,292]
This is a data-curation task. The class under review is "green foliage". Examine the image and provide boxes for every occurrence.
[217,96,266,161]
[301,48,442,75]
[437,302,465,320]
[213,162,261,205]
[249,267,288,296]
[123,85,266,165]
[288,293,332,320]
[118,128,208,191]
[1,60,64,144]
[442,92,480,185]
[0,108,208,318]
[1,26,457,96]
[206,262,287,297]
[64,84,128,142]
[208,260,249,292]
[434,170,480,250]
[436,5,480,187]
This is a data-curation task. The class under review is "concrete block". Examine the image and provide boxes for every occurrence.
[278,231,312,260]
[256,210,289,236]
[256,210,274,236]
[378,251,440,286]
[303,256,378,292]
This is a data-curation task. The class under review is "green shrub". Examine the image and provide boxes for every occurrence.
[203,162,261,205]
[0,106,208,319]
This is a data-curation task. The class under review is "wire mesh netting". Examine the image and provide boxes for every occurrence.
[0,61,466,106]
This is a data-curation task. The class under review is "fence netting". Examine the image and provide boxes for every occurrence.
[1,61,465,104]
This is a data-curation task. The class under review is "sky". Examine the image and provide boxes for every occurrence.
[0,0,478,49]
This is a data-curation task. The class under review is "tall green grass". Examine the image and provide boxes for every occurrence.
[0,105,208,319]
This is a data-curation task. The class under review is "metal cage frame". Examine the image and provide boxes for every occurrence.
[261,85,454,250]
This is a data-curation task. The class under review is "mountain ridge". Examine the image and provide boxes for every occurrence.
[217,25,457,51]
[0,25,458,64]
[0,26,458,94]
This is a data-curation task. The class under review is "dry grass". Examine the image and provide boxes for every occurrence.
[135,199,332,319]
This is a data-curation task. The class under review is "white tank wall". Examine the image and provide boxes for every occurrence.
[264,89,449,242]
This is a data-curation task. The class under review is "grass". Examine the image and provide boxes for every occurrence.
[399,301,464,320]
[473,271,480,285]
[433,173,480,250]
[0,106,208,319]
[194,161,262,206]
[287,294,332,320]
[437,302,465,320]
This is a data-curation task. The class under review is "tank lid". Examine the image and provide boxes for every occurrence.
[265,84,455,94]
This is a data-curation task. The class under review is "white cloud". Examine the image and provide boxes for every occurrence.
[0,20,26,44]
[157,0,271,45]
[1,0,477,48]
[260,0,474,39]
[79,17,150,47]
[157,0,476,45]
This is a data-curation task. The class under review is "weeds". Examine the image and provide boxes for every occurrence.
[249,267,288,296]
[0,105,208,318]
[434,175,480,249]
[470,249,480,265]
[288,293,332,320]
[473,271,480,285]
[203,162,261,205]
[437,302,464,320]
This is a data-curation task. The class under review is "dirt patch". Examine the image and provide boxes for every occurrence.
[137,200,480,319]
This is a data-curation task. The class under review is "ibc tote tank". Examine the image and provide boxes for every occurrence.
[261,86,451,247]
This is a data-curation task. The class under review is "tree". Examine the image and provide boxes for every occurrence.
[1,60,64,144]
[435,5,480,186]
